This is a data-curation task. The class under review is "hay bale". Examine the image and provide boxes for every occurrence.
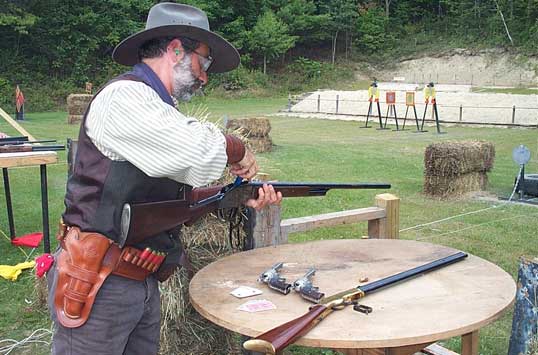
[424,141,495,176]
[226,118,271,138]
[423,140,495,198]
[159,169,248,355]
[424,172,488,198]
[67,114,82,124]
[159,214,244,355]
[67,94,93,124]
[247,136,273,153]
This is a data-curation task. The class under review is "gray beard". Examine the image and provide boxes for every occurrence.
[172,53,201,102]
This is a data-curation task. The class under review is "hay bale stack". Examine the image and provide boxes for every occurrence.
[67,94,93,124]
[424,141,495,198]
[226,117,273,153]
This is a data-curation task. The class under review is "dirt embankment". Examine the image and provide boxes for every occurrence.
[367,49,538,87]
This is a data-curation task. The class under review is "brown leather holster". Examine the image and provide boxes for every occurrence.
[54,227,152,328]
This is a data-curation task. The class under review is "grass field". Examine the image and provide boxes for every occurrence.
[0,96,537,354]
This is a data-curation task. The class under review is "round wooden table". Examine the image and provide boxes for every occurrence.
[189,239,515,354]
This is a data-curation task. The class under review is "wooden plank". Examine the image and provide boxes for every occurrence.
[423,343,460,355]
[461,331,478,355]
[374,193,400,239]
[386,342,434,355]
[280,207,386,235]
[0,106,36,141]
[0,151,58,168]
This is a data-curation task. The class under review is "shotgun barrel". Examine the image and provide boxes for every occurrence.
[243,251,468,354]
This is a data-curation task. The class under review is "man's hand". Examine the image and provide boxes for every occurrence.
[245,183,283,211]
[0,132,8,139]
[230,149,258,180]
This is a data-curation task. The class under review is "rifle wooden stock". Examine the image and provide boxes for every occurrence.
[119,181,391,247]
[243,304,333,354]
[242,252,468,354]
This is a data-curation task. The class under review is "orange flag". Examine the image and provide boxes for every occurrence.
[15,85,25,113]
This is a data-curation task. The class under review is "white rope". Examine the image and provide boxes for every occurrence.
[415,211,538,241]
[401,165,525,233]
[0,328,52,355]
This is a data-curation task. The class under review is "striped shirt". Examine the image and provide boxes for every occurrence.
[85,80,227,187]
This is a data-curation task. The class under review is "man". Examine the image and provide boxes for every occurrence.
[47,3,281,354]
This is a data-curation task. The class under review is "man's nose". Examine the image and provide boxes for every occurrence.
[198,70,208,86]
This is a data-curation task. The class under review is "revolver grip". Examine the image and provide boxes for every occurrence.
[268,278,292,295]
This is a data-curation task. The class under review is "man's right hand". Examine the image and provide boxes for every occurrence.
[230,149,258,180]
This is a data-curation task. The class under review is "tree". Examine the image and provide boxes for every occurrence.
[247,10,297,74]
[276,0,331,45]
[319,0,359,64]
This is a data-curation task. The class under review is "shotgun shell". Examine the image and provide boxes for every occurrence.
[137,247,152,266]
[131,249,141,264]
[123,250,135,263]
[146,251,160,269]
[152,252,165,272]
[142,250,157,269]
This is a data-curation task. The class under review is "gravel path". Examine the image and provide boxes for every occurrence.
[286,83,538,127]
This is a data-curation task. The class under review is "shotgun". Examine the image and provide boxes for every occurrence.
[243,251,468,354]
[0,144,65,153]
[0,139,57,146]
[119,180,391,247]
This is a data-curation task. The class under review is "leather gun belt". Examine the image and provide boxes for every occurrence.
[54,225,163,328]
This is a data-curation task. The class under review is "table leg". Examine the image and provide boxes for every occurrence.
[461,331,479,355]
[2,168,16,238]
[40,165,51,254]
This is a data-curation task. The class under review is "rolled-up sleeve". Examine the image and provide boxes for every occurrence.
[86,80,227,187]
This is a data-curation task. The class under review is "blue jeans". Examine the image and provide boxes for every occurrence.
[47,258,160,355]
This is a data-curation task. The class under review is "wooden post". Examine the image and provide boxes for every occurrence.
[246,173,284,248]
[508,257,538,355]
[368,193,399,239]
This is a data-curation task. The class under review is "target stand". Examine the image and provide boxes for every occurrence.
[403,92,425,133]
[421,83,445,134]
[383,91,401,131]
[362,82,384,129]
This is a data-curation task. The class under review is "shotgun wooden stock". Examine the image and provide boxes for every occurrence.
[242,252,468,354]
[118,181,391,247]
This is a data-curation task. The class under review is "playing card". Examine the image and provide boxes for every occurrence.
[230,286,262,298]
[237,299,276,313]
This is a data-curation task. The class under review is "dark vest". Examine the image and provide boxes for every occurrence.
[63,74,186,266]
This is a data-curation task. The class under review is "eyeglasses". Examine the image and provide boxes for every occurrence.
[192,49,213,72]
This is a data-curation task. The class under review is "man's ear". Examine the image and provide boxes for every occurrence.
[168,38,185,62]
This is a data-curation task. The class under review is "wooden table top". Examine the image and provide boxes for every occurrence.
[0,151,58,168]
[189,239,515,349]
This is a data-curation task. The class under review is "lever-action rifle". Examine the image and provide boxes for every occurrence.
[243,251,468,354]
[119,180,390,248]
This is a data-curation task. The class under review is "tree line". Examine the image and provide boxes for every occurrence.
[0,0,536,96]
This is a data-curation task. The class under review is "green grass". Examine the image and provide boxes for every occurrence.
[472,87,538,95]
[1,99,537,354]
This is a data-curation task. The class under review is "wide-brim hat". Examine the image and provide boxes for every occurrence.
[112,2,239,73]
